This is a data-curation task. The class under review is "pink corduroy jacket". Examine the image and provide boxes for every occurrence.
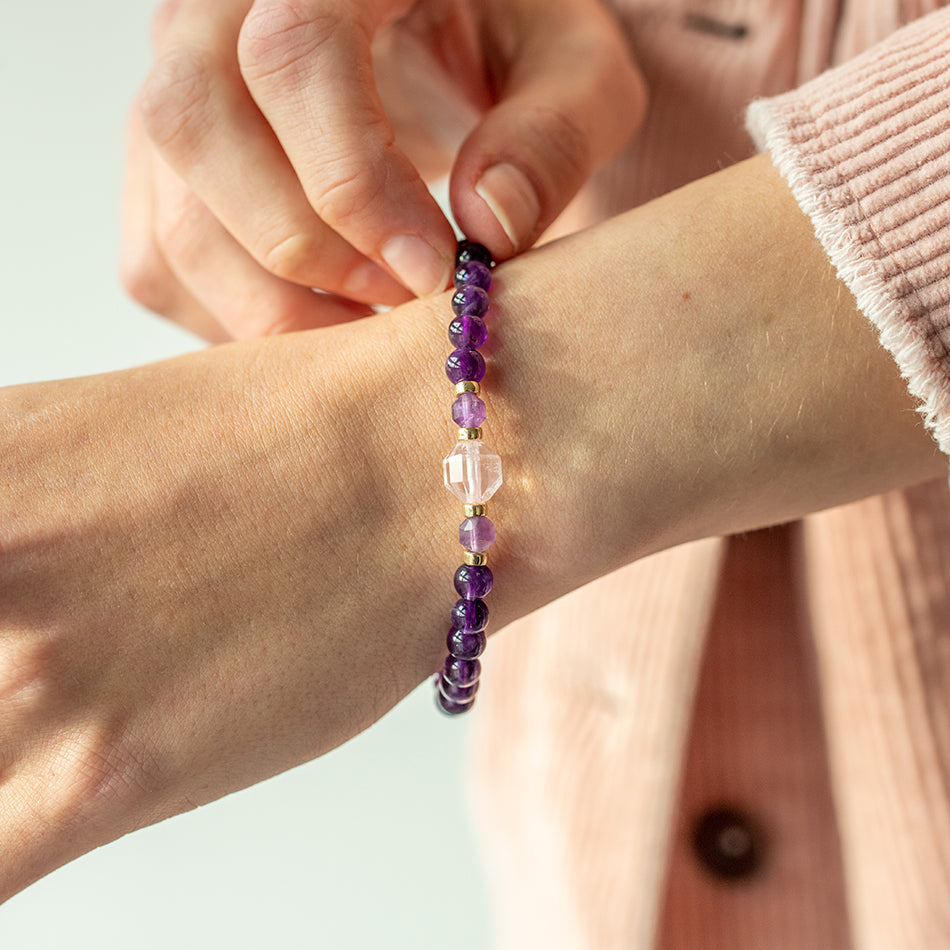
[469,3,950,948]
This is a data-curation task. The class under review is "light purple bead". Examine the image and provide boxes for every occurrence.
[453,564,494,600]
[459,514,496,552]
[448,313,488,349]
[436,691,473,715]
[451,285,490,317]
[445,347,486,384]
[453,261,492,291]
[451,392,486,428]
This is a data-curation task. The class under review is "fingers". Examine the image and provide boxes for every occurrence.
[141,0,418,308]
[120,104,232,343]
[236,0,458,296]
[448,0,647,258]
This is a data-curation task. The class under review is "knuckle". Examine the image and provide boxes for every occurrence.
[139,46,214,154]
[238,0,345,83]
[119,244,173,315]
[527,106,591,185]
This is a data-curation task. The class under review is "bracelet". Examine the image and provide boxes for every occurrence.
[435,240,501,716]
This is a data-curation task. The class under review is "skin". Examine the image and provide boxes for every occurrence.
[0,154,943,901]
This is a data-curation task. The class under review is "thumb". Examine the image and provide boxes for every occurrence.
[449,10,646,258]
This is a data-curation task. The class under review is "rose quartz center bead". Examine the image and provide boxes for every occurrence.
[442,441,503,504]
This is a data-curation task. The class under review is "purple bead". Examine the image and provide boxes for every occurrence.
[451,392,486,428]
[443,656,481,686]
[455,240,493,267]
[448,313,488,349]
[451,597,489,633]
[438,674,478,704]
[447,626,487,660]
[451,285,490,317]
[454,260,492,291]
[454,564,494,600]
[459,515,495,553]
[436,691,473,716]
[445,348,485,384]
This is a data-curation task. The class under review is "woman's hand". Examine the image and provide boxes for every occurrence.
[120,0,646,340]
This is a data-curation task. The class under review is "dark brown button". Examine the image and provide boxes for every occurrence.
[691,807,765,881]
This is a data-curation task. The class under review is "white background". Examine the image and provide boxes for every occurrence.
[0,3,491,946]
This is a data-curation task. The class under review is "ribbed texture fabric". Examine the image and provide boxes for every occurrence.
[804,483,950,947]
[747,8,950,455]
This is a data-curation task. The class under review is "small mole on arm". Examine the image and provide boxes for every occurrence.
[682,291,692,302]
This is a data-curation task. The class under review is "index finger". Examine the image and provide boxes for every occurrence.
[237,0,458,297]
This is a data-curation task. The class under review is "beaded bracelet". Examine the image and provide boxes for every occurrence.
[435,240,501,716]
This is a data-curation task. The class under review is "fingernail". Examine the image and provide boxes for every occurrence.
[475,163,540,250]
[381,235,452,298]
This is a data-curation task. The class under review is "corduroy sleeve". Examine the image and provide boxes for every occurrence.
[747,9,950,458]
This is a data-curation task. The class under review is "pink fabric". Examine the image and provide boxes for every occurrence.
[471,4,950,949]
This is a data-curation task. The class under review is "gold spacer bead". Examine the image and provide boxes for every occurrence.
[458,427,482,441]
[464,504,486,518]
[456,380,480,396]
[464,551,488,567]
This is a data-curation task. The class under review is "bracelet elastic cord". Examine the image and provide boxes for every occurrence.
[435,240,500,715]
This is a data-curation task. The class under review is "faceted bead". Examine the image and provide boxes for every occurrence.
[454,564,494,600]
[454,260,492,291]
[439,674,478,704]
[451,285,490,317]
[436,690,473,716]
[455,240,493,268]
[451,392,486,428]
[445,347,485,384]
[443,656,481,686]
[443,441,502,503]
[448,313,488,349]
[451,597,489,633]
[459,515,496,552]
[447,626,487,660]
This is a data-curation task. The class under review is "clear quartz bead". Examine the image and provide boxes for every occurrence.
[443,441,503,503]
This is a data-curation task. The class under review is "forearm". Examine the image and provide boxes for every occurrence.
[390,153,944,633]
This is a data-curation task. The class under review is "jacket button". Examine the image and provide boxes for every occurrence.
[691,807,765,881]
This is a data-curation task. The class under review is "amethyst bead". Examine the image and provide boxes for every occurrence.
[448,313,488,349]
[447,626,487,660]
[451,285,490,318]
[436,691,473,716]
[454,564,494,600]
[451,597,489,633]
[438,675,478,704]
[444,656,481,686]
[459,514,496,553]
[455,240,493,267]
[445,347,486,384]
[451,392,486,428]
[454,260,492,291]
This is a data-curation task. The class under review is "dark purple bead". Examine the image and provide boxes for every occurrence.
[443,656,481,686]
[438,674,478,704]
[451,285,490,317]
[455,240,493,268]
[445,347,485,384]
[448,313,488,349]
[454,564,494,600]
[447,626,487,660]
[451,392,486,428]
[451,597,489,633]
[436,690,473,716]
[453,260,492,291]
